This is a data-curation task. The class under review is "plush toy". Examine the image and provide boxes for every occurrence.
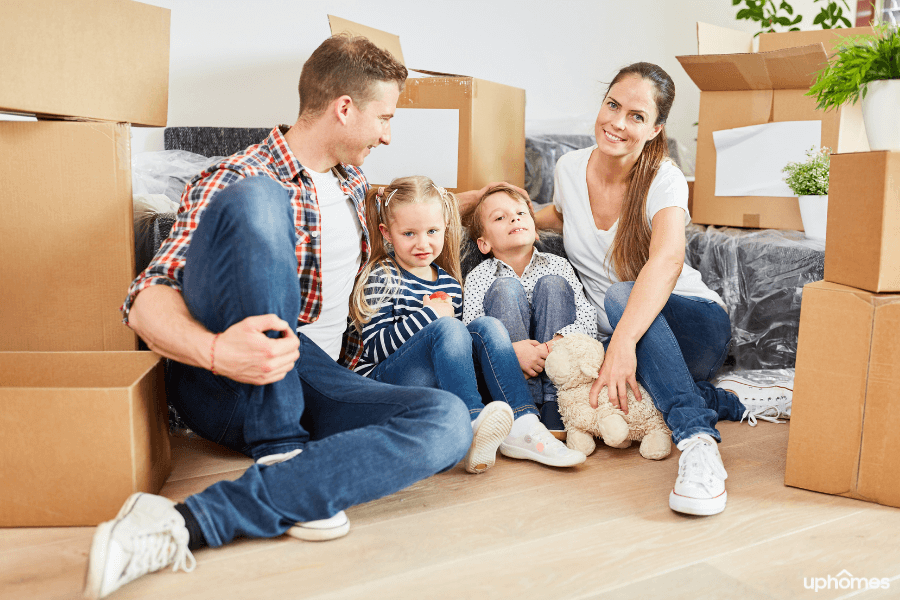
[545,333,672,460]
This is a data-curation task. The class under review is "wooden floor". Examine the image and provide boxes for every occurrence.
[3,422,900,600]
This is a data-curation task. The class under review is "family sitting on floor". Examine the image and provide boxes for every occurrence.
[83,33,793,599]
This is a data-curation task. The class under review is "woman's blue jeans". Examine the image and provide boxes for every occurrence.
[481,275,576,429]
[166,176,471,546]
[368,316,539,420]
[604,281,744,444]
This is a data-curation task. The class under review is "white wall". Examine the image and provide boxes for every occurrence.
[131,0,852,165]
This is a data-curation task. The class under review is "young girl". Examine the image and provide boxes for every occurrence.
[351,175,585,474]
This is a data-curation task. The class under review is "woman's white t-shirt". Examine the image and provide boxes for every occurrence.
[552,145,725,337]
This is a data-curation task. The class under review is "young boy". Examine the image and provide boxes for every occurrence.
[463,184,597,435]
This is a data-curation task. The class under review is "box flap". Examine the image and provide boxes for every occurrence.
[328,15,405,66]
[758,26,875,53]
[697,22,754,55]
[678,44,829,91]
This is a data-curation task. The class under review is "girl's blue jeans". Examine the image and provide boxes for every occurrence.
[166,176,471,546]
[368,316,539,420]
[604,281,744,444]
[481,275,577,430]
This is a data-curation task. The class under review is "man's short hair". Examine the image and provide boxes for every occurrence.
[298,34,408,120]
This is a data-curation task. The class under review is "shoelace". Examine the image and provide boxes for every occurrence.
[528,427,566,455]
[122,519,197,585]
[740,394,791,426]
[678,438,727,490]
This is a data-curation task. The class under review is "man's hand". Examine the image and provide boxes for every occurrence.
[512,339,549,378]
[423,294,455,318]
[214,314,300,385]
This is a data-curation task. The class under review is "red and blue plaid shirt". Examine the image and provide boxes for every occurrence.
[122,126,371,368]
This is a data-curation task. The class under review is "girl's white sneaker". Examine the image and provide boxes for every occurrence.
[500,420,585,467]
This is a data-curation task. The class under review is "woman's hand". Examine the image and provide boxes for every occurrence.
[512,339,549,378]
[588,333,643,414]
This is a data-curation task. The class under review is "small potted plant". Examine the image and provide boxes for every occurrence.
[783,146,831,241]
[807,23,900,150]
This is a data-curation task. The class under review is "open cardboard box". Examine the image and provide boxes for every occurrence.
[677,23,872,230]
[327,16,525,194]
[0,0,170,126]
[825,151,900,292]
[0,352,171,526]
[785,281,900,508]
[0,121,138,352]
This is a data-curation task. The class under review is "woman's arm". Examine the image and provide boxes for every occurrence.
[534,204,564,232]
[589,206,686,413]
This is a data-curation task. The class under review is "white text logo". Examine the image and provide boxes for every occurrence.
[804,570,891,592]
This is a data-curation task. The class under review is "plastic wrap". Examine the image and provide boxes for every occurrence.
[132,149,223,204]
[685,224,824,370]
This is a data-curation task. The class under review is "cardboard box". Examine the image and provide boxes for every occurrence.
[785,281,900,508]
[328,16,525,193]
[0,0,170,126]
[825,151,900,292]
[0,121,138,351]
[677,24,871,230]
[0,352,172,526]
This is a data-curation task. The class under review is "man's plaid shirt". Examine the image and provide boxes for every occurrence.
[122,125,371,368]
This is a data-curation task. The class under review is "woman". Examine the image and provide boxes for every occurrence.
[534,62,792,516]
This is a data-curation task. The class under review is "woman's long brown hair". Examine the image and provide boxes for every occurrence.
[605,62,676,283]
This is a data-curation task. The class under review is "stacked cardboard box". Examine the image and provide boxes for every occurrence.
[784,152,900,508]
[0,0,173,526]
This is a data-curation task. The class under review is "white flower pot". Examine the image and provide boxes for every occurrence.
[798,195,828,241]
[861,79,900,151]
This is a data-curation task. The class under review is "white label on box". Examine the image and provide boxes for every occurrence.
[361,108,459,188]
[713,121,821,197]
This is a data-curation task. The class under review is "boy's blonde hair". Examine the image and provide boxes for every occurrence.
[467,184,536,256]
[350,175,464,328]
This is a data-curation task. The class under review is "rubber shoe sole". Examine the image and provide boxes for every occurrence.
[286,511,350,541]
[83,518,117,599]
[669,489,727,516]
[465,403,514,474]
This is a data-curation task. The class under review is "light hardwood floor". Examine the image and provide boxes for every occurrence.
[3,422,899,600]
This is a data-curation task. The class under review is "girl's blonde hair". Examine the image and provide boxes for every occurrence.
[350,175,463,328]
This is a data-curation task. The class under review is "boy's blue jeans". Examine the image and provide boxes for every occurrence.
[604,281,744,444]
[368,316,540,420]
[166,176,471,547]
[481,275,577,430]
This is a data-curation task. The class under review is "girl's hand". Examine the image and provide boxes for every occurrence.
[588,334,642,414]
[512,339,549,378]
[422,295,455,319]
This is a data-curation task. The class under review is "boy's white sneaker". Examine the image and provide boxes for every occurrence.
[499,420,586,467]
[718,375,793,426]
[669,434,728,516]
[465,401,514,473]
[256,449,351,540]
[84,493,196,599]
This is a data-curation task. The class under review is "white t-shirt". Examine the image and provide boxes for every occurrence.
[552,145,725,337]
[296,167,363,360]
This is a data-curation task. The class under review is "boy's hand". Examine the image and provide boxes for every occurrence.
[512,339,549,378]
[422,294,454,318]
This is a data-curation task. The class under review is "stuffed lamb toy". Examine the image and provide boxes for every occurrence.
[545,333,672,460]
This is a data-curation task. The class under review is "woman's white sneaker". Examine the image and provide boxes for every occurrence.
[718,375,793,426]
[669,434,728,516]
[465,401,514,473]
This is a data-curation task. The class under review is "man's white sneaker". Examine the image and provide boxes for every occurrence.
[84,493,196,599]
[499,420,586,467]
[718,375,793,426]
[465,401,514,473]
[669,434,728,516]
[256,449,350,541]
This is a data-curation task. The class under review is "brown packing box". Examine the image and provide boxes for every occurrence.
[677,24,871,230]
[328,15,526,193]
[785,281,900,508]
[0,352,171,526]
[0,121,138,351]
[0,0,170,126]
[825,151,900,292]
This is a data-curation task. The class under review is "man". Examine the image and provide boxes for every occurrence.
[84,34,474,599]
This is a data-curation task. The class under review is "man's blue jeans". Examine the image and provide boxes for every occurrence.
[368,316,539,420]
[482,275,576,429]
[604,281,744,444]
[166,176,471,546]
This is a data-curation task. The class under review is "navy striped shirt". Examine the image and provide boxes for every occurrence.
[354,259,462,377]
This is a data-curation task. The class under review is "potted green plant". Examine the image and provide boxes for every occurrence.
[807,23,900,150]
[783,146,831,240]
